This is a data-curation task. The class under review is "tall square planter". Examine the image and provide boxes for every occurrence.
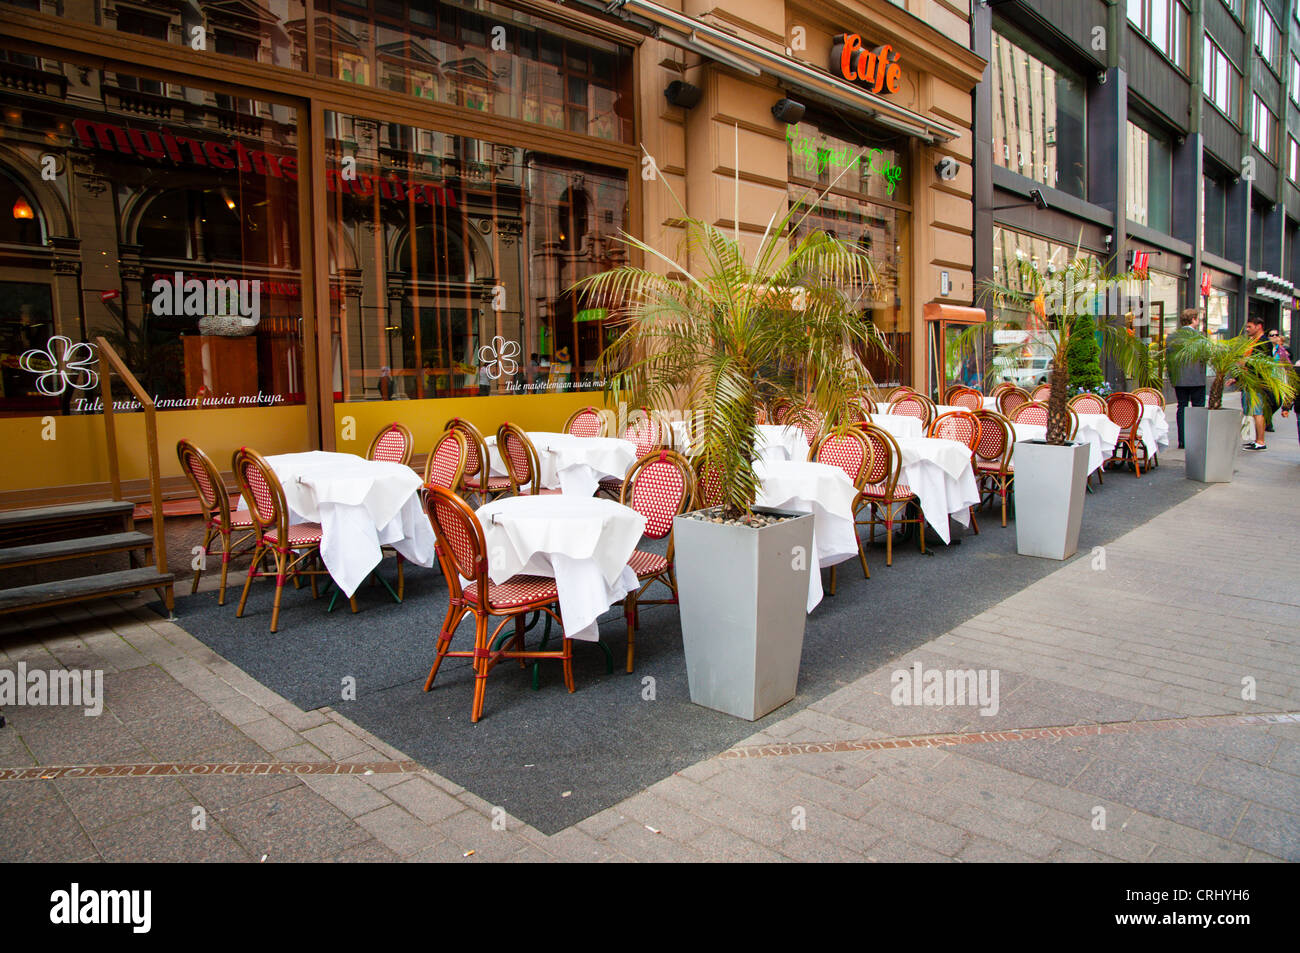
[671,508,814,720]
[1185,407,1241,483]
[1014,440,1089,560]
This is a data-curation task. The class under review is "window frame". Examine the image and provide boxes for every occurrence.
[1127,0,1192,73]
[1253,93,1277,159]
[1203,34,1242,125]
[1255,3,1282,76]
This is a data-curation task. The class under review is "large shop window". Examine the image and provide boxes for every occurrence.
[990,26,1087,200]
[314,0,634,144]
[786,112,910,386]
[324,111,629,401]
[1126,117,1172,233]
[0,55,304,419]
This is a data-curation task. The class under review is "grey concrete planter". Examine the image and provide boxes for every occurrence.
[672,508,814,720]
[1013,440,1089,561]
[1185,407,1241,483]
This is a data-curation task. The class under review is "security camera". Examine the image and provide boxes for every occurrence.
[1029,188,1048,210]
[772,98,806,123]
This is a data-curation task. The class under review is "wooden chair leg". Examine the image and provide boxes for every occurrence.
[424,606,462,690]
[856,536,870,580]
[562,633,575,694]
[828,563,837,596]
[236,545,266,618]
[217,529,232,605]
[471,615,489,722]
[624,594,636,674]
[270,549,287,633]
[397,554,405,601]
[192,525,213,594]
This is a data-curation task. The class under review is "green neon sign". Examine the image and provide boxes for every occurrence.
[786,124,903,197]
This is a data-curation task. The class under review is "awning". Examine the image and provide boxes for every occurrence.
[598,0,961,144]
[924,302,986,324]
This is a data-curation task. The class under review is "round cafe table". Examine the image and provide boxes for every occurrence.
[890,436,981,544]
[475,495,645,642]
[236,451,435,598]
[671,421,807,464]
[863,413,923,440]
[754,459,860,613]
[486,432,637,496]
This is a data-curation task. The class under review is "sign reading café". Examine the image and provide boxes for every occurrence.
[831,33,902,95]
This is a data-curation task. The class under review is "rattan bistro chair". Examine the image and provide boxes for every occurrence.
[563,406,606,438]
[619,450,694,673]
[856,424,925,565]
[232,447,334,633]
[366,422,414,466]
[422,486,571,723]
[809,428,873,590]
[946,386,983,411]
[1133,386,1166,410]
[929,410,983,534]
[1105,392,1151,477]
[423,429,469,492]
[887,392,936,430]
[445,418,511,506]
[177,439,255,605]
[998,386,1031,417]
[972,410,1015,526]
[1030,383,1052,402]
[598,409,669,500]
[1008,400,1050,427]
[497,423,561,496]
[1069,392,1108,415]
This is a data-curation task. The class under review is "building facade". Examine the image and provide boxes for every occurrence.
[974,0,1300,383]
[0,0,983,505]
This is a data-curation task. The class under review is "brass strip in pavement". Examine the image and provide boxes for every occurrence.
[0,760,422,781]
[717,711,1300,760]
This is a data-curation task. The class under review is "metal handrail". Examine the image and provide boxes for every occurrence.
[95,337,168,593]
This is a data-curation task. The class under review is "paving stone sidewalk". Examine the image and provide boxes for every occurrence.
[1,428,1297,862]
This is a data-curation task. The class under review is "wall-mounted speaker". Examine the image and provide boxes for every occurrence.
[664,80,702,109]
[771,98,805,124]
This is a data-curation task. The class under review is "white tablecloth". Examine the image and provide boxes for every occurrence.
[475,495,645,642]
[1012,416,1119,476]
[891,436,981,544]
[237,451,436,598]
[981,396,999,411]
[864,413,923,440]
[1137,404,1170,452]
[670,422,808,464]
[486,432,637,497]
[754,460,860,613]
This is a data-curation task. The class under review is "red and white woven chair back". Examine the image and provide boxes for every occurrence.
[498,424,535,489]
[425,486,485,593]
[998,388,1030,417]
[1030,384,1051,402]
[566,408,604,438]
[1009,401,1050,427]
[1134,387,1164,408]
[232,448,284,537]
[972,412,1008,465]
[858,424,899,489]
[446,419,484,478]
[627,451,691,540]
[930,411,981,452]
[950,390,983,411]
[695,462,725,509]
[425,430,466,490]
[623,412,665,457]
[1107,393,1142,435]
[1070,393,1107,415]
[369,423,412,465]
[887,394,927,420]
[813,431,870,486]
[178,439,222,512]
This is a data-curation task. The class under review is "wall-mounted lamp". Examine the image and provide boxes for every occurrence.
[1104,233,1113,249]
[11,197,33,220]
[771,97,806,124]
[664,80,702,109]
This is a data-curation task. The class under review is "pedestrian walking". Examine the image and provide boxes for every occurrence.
[1168,308,1207,450]
[1235,316,1268,450]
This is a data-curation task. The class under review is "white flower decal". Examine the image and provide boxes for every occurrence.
[477,335,520,380]
[20,336,99,396]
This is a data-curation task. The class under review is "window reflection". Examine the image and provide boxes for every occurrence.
[325,112,629,401]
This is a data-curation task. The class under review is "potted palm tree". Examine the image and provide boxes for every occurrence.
[1166,329,1296,482]
[961,251,1144,559]
[576,193,884,720]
